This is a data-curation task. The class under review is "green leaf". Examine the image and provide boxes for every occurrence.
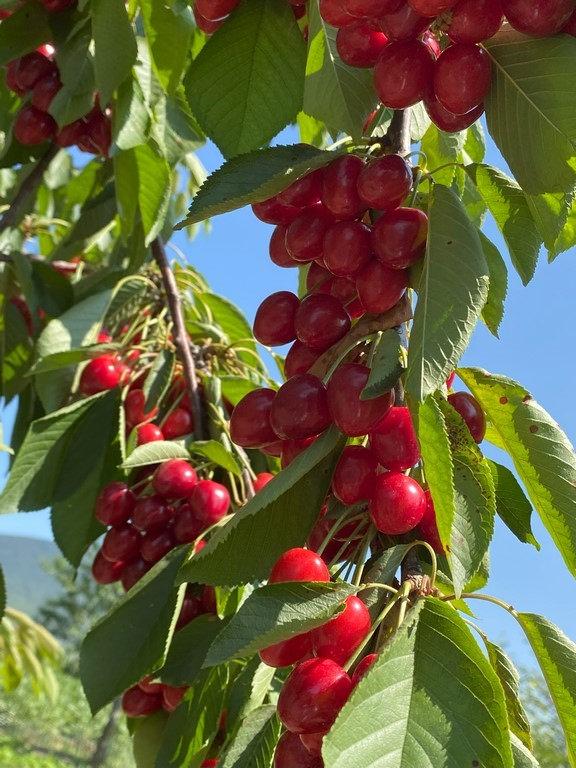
[178,428,345,587]
[324,599,513,768]
[160,615,223,687]
[487,459,539,549]
[484,638,532,751]
[205,582,356,666]
[200,292,255,349]
[226,658,276,727]
[516,613,576,766]
[114,75,151,151]
[458,367,576,580]
[511,735,540,768]
[0,1,51,66]
[143,350,176,411]
[480,232,508,338]
[360,329,404,400]
[28,346,114,375]
[188,440,242,477]
[465,164,541,285]
[484,31,576,194]
[133,712,169,768]
[2,299,33,400]
[176,144,336,228]
[304,0,377,137]
[421,124,466,186]
[80,548,187,714]
[219,376,259,407]
[91,0,138,105]
[133,142,172,245]
[140,0,193,94]
[49,21,95,126]
[122,440,190,469]
[220,705,281,768]
[185,0,305,158]
[405,184,489,402]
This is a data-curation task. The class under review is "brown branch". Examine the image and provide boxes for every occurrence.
[383,109,411,156]
[0,145,58,232]
[151,237,206,440]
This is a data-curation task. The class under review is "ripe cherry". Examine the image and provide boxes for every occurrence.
[162,406,194,439]
[195,0,240,19]
[270,374,332,440]
[137,423,164,445]
[79,354,123,395]
[278,170,323,208]
[121,558,150,591]
[274,731,323,768]
[14,105,57,145]
[307,262,332,293]
[372,207,428,270]
[162,685,188,712]
[174,504,205,543]
[280,436,318,468]
[40,0,77,10]
[102,523,141,564]
[336,21,389,68]
[140,528,176,564]
[270,225,299,268]
[261,440,284,458]
[447,391,486,442]
[284,341,320,379]
[447,0,504,43]
[351,653,379,685]
[230,388,278,448]
[252,196,301,226]
[408,0,457,15]
[300,731,324,756]
[277,658,353,734]
[425,93,484,132]
[76,108,112,157]
[122,685,162,717]
[327,363,394,437]
[125,389,159,428]
[320,0,356,26]
[356,260,408,314]
[345,0,404,15]
[176,594,203,628]
[357,154,413,213]
[11,51,55,91]
[189,480,230,528]
[419,490,444,554]
[193,7,226,33]
[152,459,198,499]
[312,595,371,666]
[269,548,331,583]
[31,70,61,110]
[95,482,136,527]
[379,1,430,39]
[253,472,275,492]
[369,406,420,471]
[254,291,300,346]
[92,550,124,585]
[374,40,435,109]
[285,206,332,263]
[502,0,574,36]
[138,677,164,696]
[260,633,313,668]
[323,221,372,277]
[434,44,492,116]
[563,9,576,33]
[332,445,378,504]
[132,495,173,533]
[295,294,351,352]
[321,155,366,220]
[369,472,426,534]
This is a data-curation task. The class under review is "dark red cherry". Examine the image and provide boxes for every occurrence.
[357,155,413,213]
[374,40,435,109]
[285,206,333,263]
[56,117,87,148]
[372,207,428,270]
[193,7,225,33]
[140,528,176,564]
[278,170,323,208]
[434,44,492,116]
[321,155,366,220]
[122,685,162,717]
[320,0,356,26]
[447,391,486,442]
[260,633,313,668]
[102,523,141,564]
[502,0,574,36]
[419,490,445,554]
[162,685,188,712]
[447,0,504,42]
[277,658,353,734]
[95,482,136,527]
[253,472,275,492]
[137,423,164,445]
[280,436,318,468]
[79,354,122,395]
[328,362,394,437]
[285,341,320,379]
[274,731,323,768]
[351,653,379,686]
[300,732,324,757]
[176,594,202,628]
[11,51,55,91]
[295,294,351,352]
[425,93,484,132]
[336,21,389,68]
[563,9,576,33]
[162,407,194,439]
[369,406,420,471]
[131,495,173,533]
[379,1,430,39]
[121,557,150,591]
[408,0,457,15]
[125,388,158,428]
[14,105,56,145]
[369,472,426,534]
[189,480,230,528]
[356,260,408,314]
[92,550,124,585]
[270,225,299,268]
[307,262,332,293]
[312,595,371,665]
[174,503,205,543]
[345,0,404,15]
[254,291,300,346]
[195,0,240,20]
[31,70,61,110]
[323,221,372,277]
[271,375,332,440]
[332,445,378,504]
[230,388,278,448]
[269,547,331,583]
[253,196,301,226]
[152,459,198,499]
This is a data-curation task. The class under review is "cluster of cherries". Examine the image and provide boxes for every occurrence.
[192,0,307,34]
[320,0,576,133]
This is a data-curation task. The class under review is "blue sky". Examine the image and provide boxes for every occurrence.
[1,123,575,666]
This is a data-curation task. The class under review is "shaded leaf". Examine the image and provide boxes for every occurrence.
[220,705,281,768]
[91,0,137,105]
[484,638,532,750]
[487,459,538,549]
[480,232,508,337]
[361,329,404,400]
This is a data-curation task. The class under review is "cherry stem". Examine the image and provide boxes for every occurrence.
[360,582,399,596]
[344,587,406,673]
[441,592,518,617]
[352,524,376,587]
[0,144,58,233]
[402,540,438,590]
[317,513,364,558]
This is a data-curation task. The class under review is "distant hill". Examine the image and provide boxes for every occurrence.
[0,536,61,616]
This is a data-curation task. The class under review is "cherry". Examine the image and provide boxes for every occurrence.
[201,585,217,614]
[125,389,159,428]
[502,0,574,36]
[270,374,332,440]
[77,108,112,156]
[379,1,430,39]
[300,732,324,756]
[369,472,426,534]
[351,653,379,685]
[122,685,162,717]
[6,62,26,96]
[121,558,150,591]
[141,528,176,564]
[425,93,484,132]
[323,221,372,277]
[201,761,220,768]
[320,0,356,26]
[137,423,164,445]
[230,388,278,448]
[11,52,55,91]
[285,206,332,263]
[408,0,457,14]
[307,515,356,562]
[92,550,124,585]
[280,436,318,468]
[254,291,300,346]
[563,9,576,33]
[274,731,323,768]
[447,391,486,442]
[447,0,504,42]
[162,407,194,439]
[56,117,87,148]
[374,40,435,109]
[357,155,412,213]
[277,658,353,734]
[260,633,313,668]
[94,482,135,527]
[195,0,240,20]
[369,406,420,471]
[31,70,61,110]
[419,490,444,554]
[327,363,394,437]
[14,105,57,145]
[152,459,198,499]
[446,371,456,388]
[189,480,230,528]
[193,7,226,33]
[332,445,378,504]
[131,495,173,533]
[176,594,203,628]
[312,595,371,665]
[434,44,491,116]
[285,341,320,379]
[270,225,299,268]
[138,677,164,695]
[372,207,428,270]
[269,548,331,583]
[345,0,404,15]
[174,504,205,543]
[321,155,366,220]
[253,196,301,226]
[336,21,389,68]
[162,685,188,712]
[253,472,275,492]
[102,523,141,564]
[356,260,408,314]
[261,440,284,458]
[278,170,323,208]
[307,262,332,292]
[79,354,122,395]
[295,294,351,352]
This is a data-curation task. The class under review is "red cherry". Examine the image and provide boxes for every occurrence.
[152,459,198,499]
[176,594,203,628]
[502,0,574,35]
[254,291,300,346]
[141,528,176,563]
[14,105,56,145]
[419,490,445,554]
[30,70,61,111]
[357,155,413,213]
[372,207,428,270]
[195,0,239,19]
[79,354,122,395]
[139,677,164,695]
[95,482,136,527]
[10,51,55,91]
[323,221,372,277]
[280,437,318,468]
[336,21,389,68]
[345,0,404,14]
[369,406,420,471]
[369,472,426,534]
[76,108,112,156]
[447,391,486,442]
[312,595,371,665]
[379,1,430,39]
[351,653,379,685]
[253,196,301,226]
[102,524,141,564]
[121,558,150,591]
[446,371,456,388]
[332,445,378,504]
[563,9,576,33]
[285,341,320,379]
[56,118,87,148]
[408,0,457,15]
[261,440,284,458]
[122,685,162,717]
[321,155,366,220]
[300,732,324,756]
[6,61,26,95]
[320,0,356,26]
[275,731,323,768]
[162,685,188,712]
[174,504,205,543]
[277,658,353,734]
[374,40,435,109]
[270,225,299,268]
[92,550,124,585]
[162,407,194,439]
[295,294,351,353]
[125,389,159,428]
[327,363,394,437]
[189,480,230,528]
[193,7,226,33]
[356,260,408,314]
[285,206,333,263]
[200,585,217,614]
[270,374,332,440]
[447,0,504,42]
[278,170,323,208]
[270,548,331,583]
[137,423,164,444]
[97,329,113,344]
[425,93,484,132]
[230,388,278,448]
[253,472,275,492]
[131,495,173,533]
[40,0,77,10]
[260,633,313,668]
[434,44,491,116]
[306,262,332,293]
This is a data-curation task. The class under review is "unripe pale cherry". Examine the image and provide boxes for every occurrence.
[319,0,356,26]
[356,260,409,314]
[357,154,413,213]
[351,653,379,686]
[253,291,300,346]
[79,354,123,395]
[95,482,136,527]
[336,21,389,68]
[122,685,162,717]
[425,93,484,132]
[408,0,458,14]
[323,220,372,277]
[332,445,378,504]
[312,595,371,665]
[269,548,331,583]
[102,523,141,564]
[270,374,332,440]
[447,0,504,43]
[274,731,323,768]
[447,391,486,442]
[162,407,194,440]
[137,423,164,445]
[152,459,198,499]
[131,495,173,533]
[189,480,230,528]
[284,340,320,379]
[369,406,420,471]
[369,472,426,534]
[327,363,394,437]
[502,0,574,36]
[285,206,333,263]
[379,1,430,40]
[371,207,428,269]
[252,196,301,226]
[295,294,351,352]
[278,170,323,208]
[269,225,299,268]
[434,44,492,116]
[321,155,366,220]
[374,40,435,109]
[92,550,125,585]
[230,388,278,448]
[260,632,313,668]
[419,490,445,554]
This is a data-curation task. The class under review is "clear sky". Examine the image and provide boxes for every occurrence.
[1,123,575,667]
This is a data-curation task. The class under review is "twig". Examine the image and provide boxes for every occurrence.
[0,145,58,232]
[384,109,411,156]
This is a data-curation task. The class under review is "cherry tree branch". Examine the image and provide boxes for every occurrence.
[0,145,58,233]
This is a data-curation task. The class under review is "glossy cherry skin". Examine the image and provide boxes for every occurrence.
[285,206,333,263]
[502,0,574,35]
[419,490,445,554]
[271,374,332,440]
[78,108,112,157]
[332,445,378,504]
[122,685,162,717]
[254,291,300,346]
[284,341,320,379]
[447,391,486,442]
[356,259,409,315]
[295,294,351,352]
[193,7,225,33]
[31,70,61,110]
[189,480,230,528]
[374,40,435,109]
[195,0,240,20]
[95,482,136,527]
[270,225,299,267]
[434,44,492,116]
[125,389,159,427]
[102,523,141,564]
[278,170,323,208]
[92,550,125,584]
[345,0,403,14]
[174,504,205,543]
[307,262,332,293]
[300,731,325,756]
[379,1,430,39]
[563,9,576,33]
[253,472,275,492]
[137,423,164,445]
[372,207,428,270]
[280,436,318,468]
[140,528,176,564]
[321,155,367,220]
[131,495,173,533]
[162,407,194,440]
[447,0,504,42]
[369,405,420,471]
[162,685,188,712]
[352,653,379,686]
[270,548,331,583]
[230,388,278,448]
[10,51,55,91]
[320,0,356,26]
[369,472,426,535]
[336,21,389,67]
[277,658,353,734]
[408,0,458,15]
[79,354,122,395]
[121,558,150,591]
[328,363,394,437]
[152,459,198,499]
[260,632,313,668]
[357,155,413,213]
[425,93,484,132]
[252,196,301,226]
[14,104,56,145]
[274,731,323,768]
[323,220,372,277]
[312,596,371,665]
